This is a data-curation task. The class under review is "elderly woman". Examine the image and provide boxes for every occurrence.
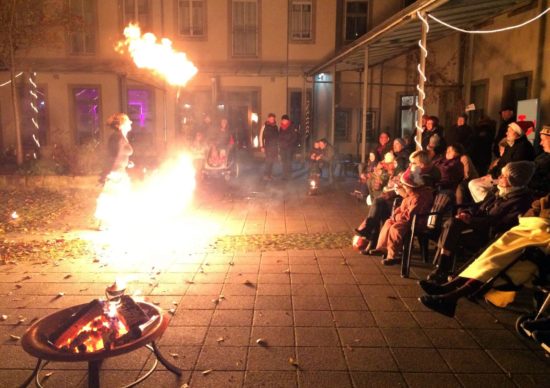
[95,113,134,230]
[419,193,550,317]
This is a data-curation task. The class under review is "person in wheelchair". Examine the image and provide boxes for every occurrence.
[426,161,536,282]
[418,193,550,318]
[205,117,235,168]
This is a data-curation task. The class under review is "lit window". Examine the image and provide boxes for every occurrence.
[72,87,101,145]
[344,0,368,42]
[68,0,97,55]
[178,0,206,37]
[232,0,258,57]
[290,1,313,41]
[127,88,154,144]
[122,0,151,30]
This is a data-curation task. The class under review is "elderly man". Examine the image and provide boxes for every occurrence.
[469,122,535,202]
[493,106,515,157]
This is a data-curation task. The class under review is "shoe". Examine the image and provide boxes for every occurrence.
[368,249,386,256]
[418,279,448,295]
[381,257,401,266]
[419,295,457,318]
[521,317,550,337]
[354,228,369,237]
[426,268,450,283]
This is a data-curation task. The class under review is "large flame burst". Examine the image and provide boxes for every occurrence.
[91,154,220,272]
[116,23,198,86]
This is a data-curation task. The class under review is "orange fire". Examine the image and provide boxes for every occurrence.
[116,23,198,86]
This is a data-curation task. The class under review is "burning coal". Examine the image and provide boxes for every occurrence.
[116,23,198,86]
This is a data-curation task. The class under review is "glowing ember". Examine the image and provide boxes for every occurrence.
[253,136,259,148]
[116,23,198,86]
[310,180,317,189]
[10,211,18,219]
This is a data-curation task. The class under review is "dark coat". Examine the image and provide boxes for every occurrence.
[278,123,298,151]
[434,156,464,191]
[468,188,534,234]
[421,126,447,155]
[529,151,550,197]
[376,142,392,160]
[468,121,495,175]
[493,117,515,157]
[447,124,473,149]
[261,122,279,149]
[489,136,536,178]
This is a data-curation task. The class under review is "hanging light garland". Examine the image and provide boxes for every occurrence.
[28,71,41,158]
[415,11,429,150]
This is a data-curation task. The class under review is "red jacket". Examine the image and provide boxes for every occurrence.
[392,186,434,224]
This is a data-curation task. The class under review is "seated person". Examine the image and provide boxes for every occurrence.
[313,138,335,180]
[308,140,322,171]
[354,150,437,252]
[392,137,410,160]
[469,122,535,203]
[433,144,465,192]
[207,145,227,167]
[367,152,397,200]
[529,125,550,198]
[426,161,536,282]
[369,166,435,266]
[454,144,479,204]
[418,193,550,318]
[375,131,392,161]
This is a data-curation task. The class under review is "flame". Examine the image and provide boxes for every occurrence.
[116,23,198,86]
[253,136,259,148]
[310,180,316,189]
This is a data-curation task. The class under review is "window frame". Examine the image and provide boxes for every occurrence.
[126,86,156,145]
[343,0,368,43]
[120,0,152,31]
[69,84,103,145]
[67,0,98,56]
[289,0,315,43]
[229,0,261,58]
[176,0,208,39]
[502,71,532,111]
[397,92,418,139]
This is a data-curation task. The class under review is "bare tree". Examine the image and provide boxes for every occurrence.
[0,0,76,165]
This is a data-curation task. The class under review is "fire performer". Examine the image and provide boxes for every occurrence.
[95,113,134,230]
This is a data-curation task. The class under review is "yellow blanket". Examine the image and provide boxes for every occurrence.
[460,217,550,285]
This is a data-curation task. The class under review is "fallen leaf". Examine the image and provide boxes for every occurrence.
[256,338,267,346]
[169,353,179,358]
[0,315,7,321]
[180,384,189,388]
[9,334,21,341]
[288,357,299,367]
[202,369,213,375]
[63,274,72,279]
[216,337,225,343]
[168,309,176,315]
[44,372,54,378]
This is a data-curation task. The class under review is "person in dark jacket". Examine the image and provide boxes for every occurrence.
[392,137,410,160]
[433,144,465,192]
[493,106,515,158]
[426,160,535,282]
[447,114,473,150]
[376,131,392,160]
[468,117,496,175]
[278,114,298,179]
[469,122,535,202]
[260,113,279,180]
[421,116,446,154]
[529,125,550,197]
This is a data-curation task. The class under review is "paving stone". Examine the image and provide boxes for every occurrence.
[392,348,450,372]
[195,346,247,371]
[468,329,528,349]
[412,311,461,329]
[288,265,320,274]
[171,309,213,326]
[247,347,297,371]
[439,349,502,373]
[322,273,357,284]
[296,347,347,370]
[324,284,362,297]
[296,327,340,347]
[487,349,550,374]
[210,309,253,326]
[344,347,398,371]
[402,373,462,388]
[253,310,294,326]
[189,370,244,387]
[155,345,201,369]
[137,371,192,388]
[423,328,479,349]
[457,373,516,388]
[381,327,432,348]
[292,295,330,310]
[372,311,419,328]
[455,311,505,329]
[250,326,295,346]
[298,371,352,388]
[180,295,219,310]
[365,295,408,312]
[255,295,292,310]
[256,284,291,296]
[290,284,326,296]
[289,274,323,284]
[328,296,368,310]
[216,295,255,310]
[294,310,335,327]
[222,283,257,295]
[511,373,550,387]
[243,371,297,387]
[351,372,407,387]
[204,326,251,346]
[158,326,208,346]
[359,285,397,297]
[186,283,224,296]
[338,327,386,347]
[333,311,376,327]
[258,274,291,284]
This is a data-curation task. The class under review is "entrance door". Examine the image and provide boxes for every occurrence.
[227,105,250,148]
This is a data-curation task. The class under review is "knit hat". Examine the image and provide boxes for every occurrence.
[508,122,524,136]
[502,161,536,187]
[541,125,550,136]
[400,166,424,188]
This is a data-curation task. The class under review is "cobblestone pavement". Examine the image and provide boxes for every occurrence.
[1,162,549,387]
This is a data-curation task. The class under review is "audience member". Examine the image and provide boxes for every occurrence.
[392,138,410,160]
[433,144,465,192]
[422,116,446,154]
[376,131,392,161]
[468,117,496,175]
[529,125,550,197]
[447,114,473,149]
[493,106,515,157]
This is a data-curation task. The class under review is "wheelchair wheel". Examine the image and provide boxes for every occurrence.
[515,313,536,338]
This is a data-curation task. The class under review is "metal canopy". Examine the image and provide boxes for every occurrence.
[307,0,530,75]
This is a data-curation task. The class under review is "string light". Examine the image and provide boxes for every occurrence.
[0,72,23,87]
[428,7,550,34]
[415,11,429,149]
[28,71,40,157]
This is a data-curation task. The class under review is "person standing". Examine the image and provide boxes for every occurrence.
[493,106,515,157]
[260,113,279,180]
[278,114,298,180]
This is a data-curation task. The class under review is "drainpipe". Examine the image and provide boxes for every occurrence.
[361,47,369,164]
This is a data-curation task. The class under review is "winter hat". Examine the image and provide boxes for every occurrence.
[541,125,550,136]
[502,161,536,187]
[508,122,524,136]
[400,166,424,188]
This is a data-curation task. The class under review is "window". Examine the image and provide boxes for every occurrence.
[178,0,206,37]
[72,87,101,145]
[503,72,531,111]
[399,94,417,138]
[335,109,351,141]
[18,85,49,149]
[121,0,151,30]
[68,0,97,55]
[127,88,154,144]
[231,0,258,57]
[344,0,368,42]
[290,1,313,41]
